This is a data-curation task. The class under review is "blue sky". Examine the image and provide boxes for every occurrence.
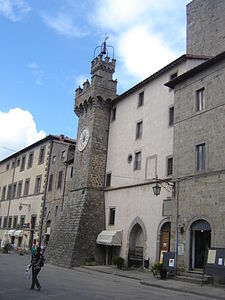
[0,0,189,160]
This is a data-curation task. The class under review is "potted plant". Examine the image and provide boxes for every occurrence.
[112,256,124,269]
[3,243,10,254]
[151,262,167,279]
[151,262,162,276]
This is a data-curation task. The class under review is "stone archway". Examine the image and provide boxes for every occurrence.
[190,219,211,269]
[128,222,145,267]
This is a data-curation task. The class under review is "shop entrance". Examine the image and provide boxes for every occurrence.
[159,222,171,263]
[190,220,211,269]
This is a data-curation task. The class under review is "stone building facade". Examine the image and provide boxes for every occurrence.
[187,0,225,57]
[165,0,225,271]
[167,51,225,271]
[0,135,75,251]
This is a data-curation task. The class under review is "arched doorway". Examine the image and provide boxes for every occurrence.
[190,219,211,269]
[159,222,171,263]
[128,223,144,267]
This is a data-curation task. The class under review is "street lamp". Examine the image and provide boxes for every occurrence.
[152,181,161,196]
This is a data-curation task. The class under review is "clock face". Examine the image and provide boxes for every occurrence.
[78,127,90,151]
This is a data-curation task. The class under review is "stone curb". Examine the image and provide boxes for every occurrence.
[140,280,225,300]
[81,266,225,300]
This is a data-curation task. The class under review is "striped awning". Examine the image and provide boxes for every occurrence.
[96,230,122,246]
[14,230,23,237]
[8,230,16,236]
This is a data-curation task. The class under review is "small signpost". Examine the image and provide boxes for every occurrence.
[203,247,225,285]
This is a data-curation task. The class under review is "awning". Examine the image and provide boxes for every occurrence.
[14,230,23,237]
[8,230,16,236]
[96,230,122,246]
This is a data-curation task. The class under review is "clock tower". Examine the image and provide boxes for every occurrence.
[46,42,117,267]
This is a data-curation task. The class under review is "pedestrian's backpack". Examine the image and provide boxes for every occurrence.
[40,255,45,267]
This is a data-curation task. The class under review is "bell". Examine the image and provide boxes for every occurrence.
[101,41,107,55]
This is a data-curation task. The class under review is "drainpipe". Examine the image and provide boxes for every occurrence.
[174,180,179,275]
[6,157,17,231]
[39,140,53,247]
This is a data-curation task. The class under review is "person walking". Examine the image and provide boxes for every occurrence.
[30,246,44,291]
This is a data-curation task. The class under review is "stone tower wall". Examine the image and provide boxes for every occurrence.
[46,53,116,267]
[187,0,225,56]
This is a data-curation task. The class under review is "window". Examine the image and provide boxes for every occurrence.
[6,163,10,171]
[70,166,74,178]
[0,217,2,228]
[13,216,18,229]
[57,171,63,189]
[196,88,205,111]
[136,121,143,139]
[24,178,30,196]
[48,174,53,191]
[55,205,58,216]
[38,146,45,164]
[12,183,17,199]
[134,151,142,170]
[20,215,25,228]
[8,216,12,229]
[20,155,26,171]
[111,107,116,121]
[17,158,20,167]
[105,173,111,187]
[170,72,178,80]
[1,186,6,200]
[52,155,56,163]
[7,184,12,200]
[31,216,36,230]
[27,152,34,168]
[34,175,42,194]
[138,92,144,107]
[61,150,66,160]
[17,181,23,198]
[3,217,7,229]
[109,207,116,225]
[11,161,15,169]
[167,157,173,176]
[169,106,174,126]
[196,143,206,171]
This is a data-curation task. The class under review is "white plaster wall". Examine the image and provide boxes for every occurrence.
[105,57,208,264]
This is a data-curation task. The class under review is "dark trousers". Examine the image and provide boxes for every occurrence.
[31,267,41,289]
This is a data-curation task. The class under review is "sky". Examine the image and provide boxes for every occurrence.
[0,0,190,160]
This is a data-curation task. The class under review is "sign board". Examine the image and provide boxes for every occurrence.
[162,252,175,272]
[205,248,225,279]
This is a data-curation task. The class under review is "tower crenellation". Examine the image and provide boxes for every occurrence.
[74,52,117,116]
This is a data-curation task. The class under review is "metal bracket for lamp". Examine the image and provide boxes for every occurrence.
[19,203,31,211]
[152,175,174,196]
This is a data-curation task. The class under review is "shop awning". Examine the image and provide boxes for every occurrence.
[14,230,23,237]
[96,230,122,246]
[8,230,16,236]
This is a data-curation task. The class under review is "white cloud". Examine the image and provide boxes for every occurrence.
[0,0,31,22]
[28,62,44,86]
[91,0,189,88]
[118,25,176,79]
[0,108,46,160]
[41,12,88,38]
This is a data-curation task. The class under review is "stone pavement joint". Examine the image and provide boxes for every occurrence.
[81,265,225,300]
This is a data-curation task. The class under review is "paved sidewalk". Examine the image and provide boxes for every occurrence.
[81,265,225,300]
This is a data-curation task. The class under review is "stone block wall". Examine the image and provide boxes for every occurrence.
[187,0,225,57]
